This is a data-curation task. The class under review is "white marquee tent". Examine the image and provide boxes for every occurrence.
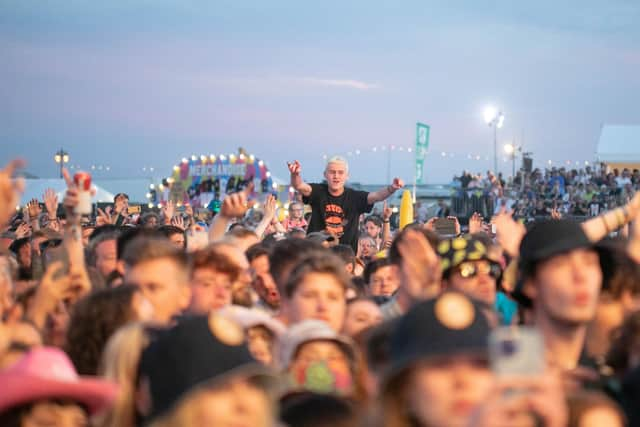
[18,179,116,207]
[596,125,640,170]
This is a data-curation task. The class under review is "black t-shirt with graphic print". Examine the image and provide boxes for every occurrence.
[303,183,373,251]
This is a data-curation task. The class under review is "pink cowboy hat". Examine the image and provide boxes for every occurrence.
[0,347,118,415]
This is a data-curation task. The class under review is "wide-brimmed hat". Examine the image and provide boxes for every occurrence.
[277,320,356,370]
[219,305,286,337]
[0,347,118,416]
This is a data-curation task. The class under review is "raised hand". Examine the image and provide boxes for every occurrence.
[27,198,42,219]
[15,222,31,239]
[470,372,567,427]
[43,188,59,218]
[0,159,25,227]
[493,207,526,257]
[62,169,79,214]
[96,207,113,226]
[287,160,302,176]
[447,216,461,236]
[220,192,249,219]
[383,201,392,221]
[391,177,405,190]
[397,229,441,301]
[61,168,95,222]
[550,207,562,220]
[26,261,72,329]
[423,217,438,231]
[468,212,483,234]
[162,200,175,224]
[171,215,186,231]
[262,194,277,222]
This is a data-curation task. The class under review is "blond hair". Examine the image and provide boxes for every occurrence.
[325,156,349,173]
[95,323,154,427]
[148,387,210,427]
[149,380,277,427]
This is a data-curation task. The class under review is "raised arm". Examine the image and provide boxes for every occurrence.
[0,159,25,228]
[581,192,640,242]
[381,201,392,248]
[208,192,249,242]
[288,160,312,197]
[254,194,277,238]
[367,178,404,204]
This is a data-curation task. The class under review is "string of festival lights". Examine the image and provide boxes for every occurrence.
[322,144,596,168]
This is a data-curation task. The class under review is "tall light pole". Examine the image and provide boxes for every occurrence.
[54,148,69,179]
[483,106,504,174]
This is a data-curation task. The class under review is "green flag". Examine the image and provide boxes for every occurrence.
[415,122,430,184]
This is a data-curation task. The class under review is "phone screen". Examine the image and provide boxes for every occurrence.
[434,218,457,236]
[489,327,545,377]
[128,205,141,215]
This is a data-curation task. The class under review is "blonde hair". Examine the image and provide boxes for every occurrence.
[325,156,349,173]
[95,323,154,427]
[149,380,277,427]
[148,387,210,427]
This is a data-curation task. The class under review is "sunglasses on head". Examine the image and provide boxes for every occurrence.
[39,239,63,253]
[455,261,502,279]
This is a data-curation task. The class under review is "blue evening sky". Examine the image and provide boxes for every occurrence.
[1,1,639,184]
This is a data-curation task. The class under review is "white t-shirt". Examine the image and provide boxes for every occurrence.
[616,176,631,188]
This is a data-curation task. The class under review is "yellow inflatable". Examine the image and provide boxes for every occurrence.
[399,189,413,230]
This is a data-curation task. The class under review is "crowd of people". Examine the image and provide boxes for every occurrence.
[452,164,640,221]
[0,154,640,427]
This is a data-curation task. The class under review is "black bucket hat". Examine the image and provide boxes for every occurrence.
[513,219,602,307]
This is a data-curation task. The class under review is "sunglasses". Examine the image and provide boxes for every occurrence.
[455,261,502,279]
[39,239,63,253]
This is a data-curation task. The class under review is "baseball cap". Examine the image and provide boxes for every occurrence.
[138,314,274,422]
[386,291,490,380]
[306,232,337,244]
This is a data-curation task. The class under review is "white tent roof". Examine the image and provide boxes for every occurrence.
[596,125,640,163]
[18,179,115,206]
[94,178,153,203]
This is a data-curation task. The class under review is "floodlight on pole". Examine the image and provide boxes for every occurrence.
[483,106,497,125]
[483,105,505,174]
[54,148,69,179]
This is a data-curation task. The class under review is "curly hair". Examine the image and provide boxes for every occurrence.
[65,284,140,375]
[189,247,240,282]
